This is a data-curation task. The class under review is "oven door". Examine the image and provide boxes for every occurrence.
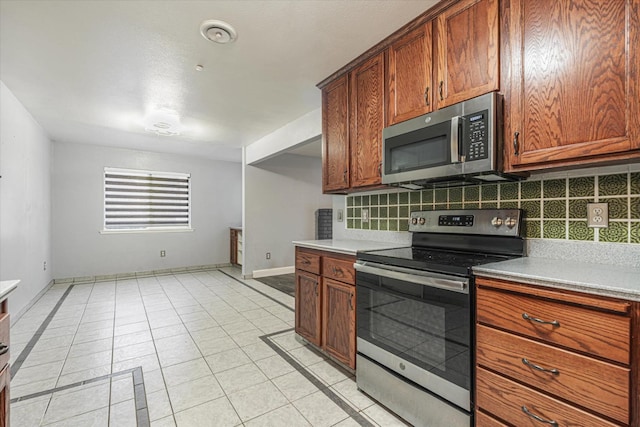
[355,261,472,412]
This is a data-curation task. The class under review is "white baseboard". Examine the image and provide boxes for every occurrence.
[252,266,295,278]
[12,279,55,326]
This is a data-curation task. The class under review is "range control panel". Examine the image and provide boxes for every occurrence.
[409,209,523,237]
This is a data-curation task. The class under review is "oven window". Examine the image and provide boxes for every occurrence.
[357,271,470,390]
[385,121,451,173]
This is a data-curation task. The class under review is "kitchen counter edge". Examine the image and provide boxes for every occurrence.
[473,257,640,302]
[0,280,19,303]
[293,239,406,256]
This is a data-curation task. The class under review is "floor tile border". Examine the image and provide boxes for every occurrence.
[260,329,376,427]
[11,284,76,379]
[11,366,150,427]
[219,270,294,312]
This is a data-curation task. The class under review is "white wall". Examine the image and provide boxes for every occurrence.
[245,108,321,165]
[52,141,241,278]
[0,82,53,318]
[243,153,332,275]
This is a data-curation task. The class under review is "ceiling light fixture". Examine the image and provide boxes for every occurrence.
[200,20,237,44]
[144,109,182,136]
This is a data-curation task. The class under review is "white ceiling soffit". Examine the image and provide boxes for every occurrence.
[0,0,437,162]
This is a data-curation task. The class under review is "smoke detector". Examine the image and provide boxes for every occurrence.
[200,20,237,44]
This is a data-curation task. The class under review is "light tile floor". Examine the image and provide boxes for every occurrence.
[9,267,408,426]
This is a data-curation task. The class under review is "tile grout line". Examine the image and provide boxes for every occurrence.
[260,329,376,427]
[218,270,294,312]
[11,284,76,379]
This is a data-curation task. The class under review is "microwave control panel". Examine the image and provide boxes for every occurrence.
[464,110,489,161]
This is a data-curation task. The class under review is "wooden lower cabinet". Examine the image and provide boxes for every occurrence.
[294,247,356,369]
[475,276,637,426]
[0,364,8,427]
[295,271,321,347]
[322,278,356,368]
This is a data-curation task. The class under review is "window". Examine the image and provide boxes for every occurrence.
[104,167,191,231]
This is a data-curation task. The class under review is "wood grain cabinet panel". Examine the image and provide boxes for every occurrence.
[322,278,356,368]
[296,249,321,275]
[322,75,350,193]
[477,286,630,364]
[349,52,385,189]
[322,257,356,285]
[477,368,620,427]
[505,0,640,170]
[295,271,321,346]
[477,324,629,424]
[0,364,8,427]
[387,23,434,125]
[434,0,499,109]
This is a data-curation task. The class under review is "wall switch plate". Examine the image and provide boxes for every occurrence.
[266,252,271,260]
[587,203,609,228]
[362,208,369,223]
[337,209,343,222]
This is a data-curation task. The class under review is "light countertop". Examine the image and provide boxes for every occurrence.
[0,280,19,302]
[474,258,640,301]
[293,239,406,256]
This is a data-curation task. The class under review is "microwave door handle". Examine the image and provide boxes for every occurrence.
[450,116,461,163]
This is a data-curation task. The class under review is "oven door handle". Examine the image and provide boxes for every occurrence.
[354,262,469,294]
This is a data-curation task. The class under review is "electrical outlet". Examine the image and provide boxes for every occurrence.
[587,203,609,228]
[266,252,271,260]
[362,208,369,223]
[160,250,166,257]
[43,261,47,271]
[337,209,344,222]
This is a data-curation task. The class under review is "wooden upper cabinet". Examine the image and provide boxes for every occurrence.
[350,52,385,189]
[387,23,434,125]
[322,75,350,193]
[434,0,499,109]
[505,0,640,170]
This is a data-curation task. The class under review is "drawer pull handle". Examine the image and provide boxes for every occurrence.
[522,313,560,327]
[522,358,559,375]
[0,344,8,356]
[302,260,310,265]
[521,405,558,426]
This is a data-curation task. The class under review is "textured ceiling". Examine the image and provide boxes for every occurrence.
[0,0,437,162]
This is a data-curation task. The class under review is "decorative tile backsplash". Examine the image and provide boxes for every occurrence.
[346,172,640,244]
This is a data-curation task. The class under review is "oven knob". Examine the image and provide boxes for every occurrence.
[419,217,426,225]
[399,362,406,371]
[491,217,503,227]
[505,217,517,228]
[411,217,418,225]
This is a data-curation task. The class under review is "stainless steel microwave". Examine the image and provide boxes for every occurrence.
[382,92,524,189]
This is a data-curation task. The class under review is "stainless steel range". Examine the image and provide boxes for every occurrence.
[354,209,525,427]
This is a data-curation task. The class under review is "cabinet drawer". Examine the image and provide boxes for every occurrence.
[322,256,355,285]
[296,249,321,275]
[477,286,630,364]
[475,410,508,427]
[0,313,8,369]
[477,324,629,424]
[476,368,619,427]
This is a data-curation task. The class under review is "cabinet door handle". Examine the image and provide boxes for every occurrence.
[343,170,347,183]
[314,282,318,296]
[439,81,444,101]
[378,162,382,176]
[521,405,558,426]
[513,131,520,156]
[0,343,8,356]
[522,313,560,327]
[424,86,430,106]
[522,358,559,375]
[349,293,354,311]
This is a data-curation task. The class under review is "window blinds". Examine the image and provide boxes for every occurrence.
[104,168,191,230]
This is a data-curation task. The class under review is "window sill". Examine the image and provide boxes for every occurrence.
[100,228,194,235]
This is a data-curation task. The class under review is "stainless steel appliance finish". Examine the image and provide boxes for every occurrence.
[355,209,525,427]
[382,92,525,188]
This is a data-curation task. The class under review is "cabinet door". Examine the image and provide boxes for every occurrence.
[434,0,499,109]
[387,23,434,125]
[350,52,385,189]
[322,75,350,193]
[230,229,237,265]
[295,271,321,346]
[506,0,640,169]
[322,278,356,368]
[0,364,8,427]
